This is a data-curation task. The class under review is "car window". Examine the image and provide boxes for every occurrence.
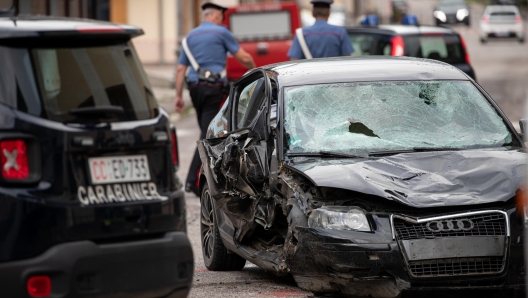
[283,81,515,155]
[347,33,394,56]
[403,35,465,64]
[23,43,158,123]
[438,0,466,8]
[348,34,375,56]
[489,11,518,22]
[230,11,292,41]
[491,12,516,16]
[235,77,265,130]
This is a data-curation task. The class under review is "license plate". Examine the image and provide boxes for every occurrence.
[88,155,150,184]
[496,31,508,37]
[401,236,505,261]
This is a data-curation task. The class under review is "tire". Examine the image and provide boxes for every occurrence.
[480,37,487,44]
[201,184,246,271]
[519,38,525,44]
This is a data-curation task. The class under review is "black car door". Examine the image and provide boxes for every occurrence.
[197,70,273,241]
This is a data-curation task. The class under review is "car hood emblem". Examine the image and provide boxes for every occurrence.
[426,219,474,232]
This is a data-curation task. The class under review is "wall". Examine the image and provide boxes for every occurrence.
[124,0,178,65]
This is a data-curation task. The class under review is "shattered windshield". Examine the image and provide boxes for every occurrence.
[283,81,514,156]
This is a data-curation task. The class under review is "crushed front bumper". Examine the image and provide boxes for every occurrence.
[287,209,525,297]
[0,232,193,298]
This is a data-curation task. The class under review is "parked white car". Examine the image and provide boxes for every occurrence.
[480,5,525,43]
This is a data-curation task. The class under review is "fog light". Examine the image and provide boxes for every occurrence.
[27,276,51,297]
[308,206,371,231]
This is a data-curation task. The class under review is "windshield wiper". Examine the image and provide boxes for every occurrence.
[287,151,367,159]
[368,149,415,156]
[69,105,124,117]
[412,147,461,152]
[368,147,461,156]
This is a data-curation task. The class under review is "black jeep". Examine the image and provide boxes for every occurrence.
[0,15,192,298]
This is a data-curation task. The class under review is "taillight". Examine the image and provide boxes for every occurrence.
[170,126,179,170]
[482,16,489,24]
[515,17,522,24]
[390,36,405,56]
[0,135,41,184]
[459,35,471,64]
[27,276,51,297]
[1,139,29,179]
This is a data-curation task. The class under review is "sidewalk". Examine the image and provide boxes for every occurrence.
[144,64,194,123]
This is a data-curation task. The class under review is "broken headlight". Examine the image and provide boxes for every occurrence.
[308,206,371,231]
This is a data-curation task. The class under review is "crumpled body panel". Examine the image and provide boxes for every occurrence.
[290,150,526,207]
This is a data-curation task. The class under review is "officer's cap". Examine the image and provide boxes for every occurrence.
[311,0,333,8]
[201,2,228,13]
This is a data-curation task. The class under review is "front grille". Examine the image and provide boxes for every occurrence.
[395,213,506,240]
[408,257,505,277]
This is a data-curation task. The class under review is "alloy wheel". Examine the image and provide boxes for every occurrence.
[201,188,214,260]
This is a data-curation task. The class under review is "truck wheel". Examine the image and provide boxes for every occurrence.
[201,184,246,271]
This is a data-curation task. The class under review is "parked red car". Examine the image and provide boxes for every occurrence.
[222,2,301,81]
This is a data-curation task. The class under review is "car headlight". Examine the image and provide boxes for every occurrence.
[456,8,469,21]
[434,11,447,22]
[308,206,371,231]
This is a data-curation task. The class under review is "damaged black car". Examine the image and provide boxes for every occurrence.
[197,56,527,297]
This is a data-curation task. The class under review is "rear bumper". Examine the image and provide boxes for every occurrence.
[480,24,524,38]
[0,231,193,298]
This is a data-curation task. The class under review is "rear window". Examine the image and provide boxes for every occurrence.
[403,35,465,64]
[0,42,158,124]
[348,33,392,56]
[230,11,291,41]
[491,12,516,16]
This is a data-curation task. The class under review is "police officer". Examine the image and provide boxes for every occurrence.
[175,2,255,196]
[287,0,354,60]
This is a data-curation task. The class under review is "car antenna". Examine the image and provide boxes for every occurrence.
[0,0,19,17]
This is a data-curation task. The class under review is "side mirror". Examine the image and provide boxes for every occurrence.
[519,118,527,139]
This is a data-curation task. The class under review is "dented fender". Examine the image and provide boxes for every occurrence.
[197,140,223,199]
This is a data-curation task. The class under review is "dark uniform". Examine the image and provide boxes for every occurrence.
[287,0,354,59]
[178,3,241,194]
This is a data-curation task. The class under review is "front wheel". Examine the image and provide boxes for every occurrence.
[201,184,246,271]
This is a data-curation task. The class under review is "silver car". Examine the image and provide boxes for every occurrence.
[480,5,525,43]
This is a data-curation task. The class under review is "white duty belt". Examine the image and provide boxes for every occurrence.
[295,28,313,60]
[182,37,227,78]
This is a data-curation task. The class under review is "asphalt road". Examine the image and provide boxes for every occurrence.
[171,1,528,297]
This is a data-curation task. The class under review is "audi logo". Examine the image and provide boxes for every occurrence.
[425,219,474,232]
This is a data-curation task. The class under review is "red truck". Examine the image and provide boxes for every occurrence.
[222,2,301,81]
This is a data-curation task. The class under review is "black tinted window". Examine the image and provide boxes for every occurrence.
[403,35,465,64]
[490,12,516,16]
[31,43,158,123]
[348,33,393,56]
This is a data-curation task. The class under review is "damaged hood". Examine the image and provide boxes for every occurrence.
[289,150,526,208]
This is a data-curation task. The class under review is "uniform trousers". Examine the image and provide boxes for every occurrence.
[185,82,223,189]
